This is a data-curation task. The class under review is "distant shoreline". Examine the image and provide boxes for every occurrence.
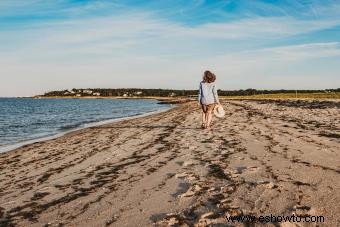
[30,96,195,104]
[32,95,177,100]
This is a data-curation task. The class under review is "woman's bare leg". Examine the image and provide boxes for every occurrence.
[201,111,206,127]
[206,111,212,129]
[201,105,207,128]
[206,105,215,129]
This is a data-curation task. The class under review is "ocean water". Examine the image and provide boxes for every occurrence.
[0,98,171,152]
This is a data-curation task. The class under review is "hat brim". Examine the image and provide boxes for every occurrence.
[213,105,225,118]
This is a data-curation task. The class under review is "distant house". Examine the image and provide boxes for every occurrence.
[64,91,70,95]
[83,89,93,95]
[93,92,101,96]
[135,91,143,95]
[122,93,128,97]
[169,92,176,97]
[76,94,81,97]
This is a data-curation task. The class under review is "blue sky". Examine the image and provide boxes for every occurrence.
[0,0,339,96]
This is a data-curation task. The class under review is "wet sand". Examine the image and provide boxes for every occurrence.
[0,99,339,227]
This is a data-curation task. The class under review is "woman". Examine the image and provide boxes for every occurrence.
[198,70,220,130]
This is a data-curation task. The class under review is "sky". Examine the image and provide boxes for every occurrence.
[0,0,340,97]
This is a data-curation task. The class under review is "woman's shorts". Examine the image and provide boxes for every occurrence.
[201,103,215,113]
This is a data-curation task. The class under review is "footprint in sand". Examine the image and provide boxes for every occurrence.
[257,181,277,189]
[220,185,235,194]
[175,172,198,182]
[175,172,189,179]
[183,160,194,167]
[246,166,260,172]
[196,212,221,226]
[179,185,203,198]
[293,205,314,217]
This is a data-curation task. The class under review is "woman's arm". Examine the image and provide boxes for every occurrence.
[198,82,202,103]
[213,84,219,104]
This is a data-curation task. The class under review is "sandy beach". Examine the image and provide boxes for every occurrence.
[0,99,339,227]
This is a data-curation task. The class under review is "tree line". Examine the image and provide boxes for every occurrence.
[42,88,340,97]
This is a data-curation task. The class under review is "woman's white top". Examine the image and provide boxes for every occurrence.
[198,81,219,105]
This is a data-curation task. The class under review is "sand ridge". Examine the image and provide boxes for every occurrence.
[0,100,339,226]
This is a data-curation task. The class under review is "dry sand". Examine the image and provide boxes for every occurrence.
[0,99,339,227]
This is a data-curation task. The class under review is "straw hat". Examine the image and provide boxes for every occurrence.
[213,104,225,118]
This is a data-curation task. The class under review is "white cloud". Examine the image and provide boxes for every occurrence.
[184,17,340,39]
[1,12,339,62]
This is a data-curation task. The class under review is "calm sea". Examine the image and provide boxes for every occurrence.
[0,98,171,152]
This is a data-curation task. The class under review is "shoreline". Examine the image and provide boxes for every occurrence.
[31,96,186,100]
[0,106,174,154]
[7,96,194,104]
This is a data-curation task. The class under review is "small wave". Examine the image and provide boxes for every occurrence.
[59,118,119,131]
[59,123,82,130]
[32,122,45,126]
